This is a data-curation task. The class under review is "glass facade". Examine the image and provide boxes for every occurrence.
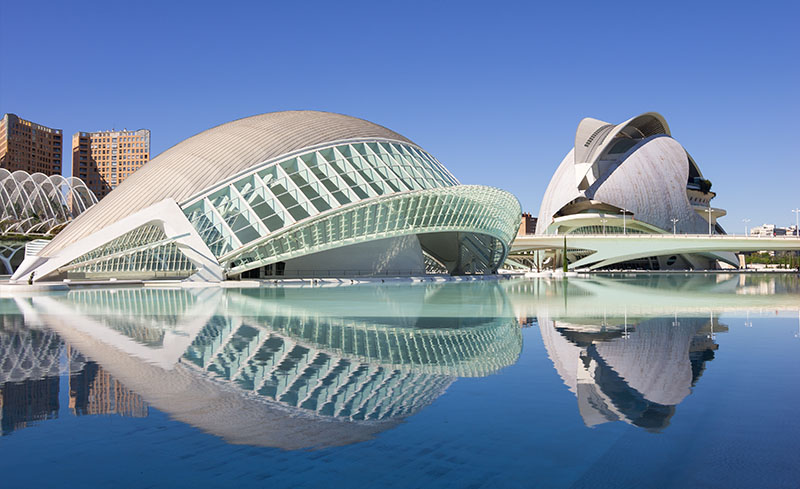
[181,141,459,258]
[60,224,195,278]
[226,185,518,275]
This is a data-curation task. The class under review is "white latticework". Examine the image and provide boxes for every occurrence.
[0,168,98,235]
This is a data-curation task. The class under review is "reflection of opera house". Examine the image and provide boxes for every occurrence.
[12,283,521,447]
[12,111,521,283]
[539,313,725,431]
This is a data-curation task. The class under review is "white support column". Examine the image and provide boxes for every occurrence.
[296,156,338,209]
[362,143,414,192]
[332,146,378,198]
[274,162,317,215]
[253,172,296,226]
[203,197,244,250]
[228,185,271,237]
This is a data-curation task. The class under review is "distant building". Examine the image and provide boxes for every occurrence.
[71,128,150,199]
[68,354,147,418]
[518,212,537,235]
[0,113,63,175]
[750,224,795,237]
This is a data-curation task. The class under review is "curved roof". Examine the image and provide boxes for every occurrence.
[42,111,413,257]
[536,112,689,234]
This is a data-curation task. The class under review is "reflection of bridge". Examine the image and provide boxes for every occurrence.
[511,234,800,269]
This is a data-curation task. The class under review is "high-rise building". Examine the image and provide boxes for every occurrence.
[0,113,63,175]
[518,212,537,235]
[68,358,148,418]
[71,128,150,199]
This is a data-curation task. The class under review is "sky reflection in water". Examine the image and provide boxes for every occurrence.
[0,273,798,488]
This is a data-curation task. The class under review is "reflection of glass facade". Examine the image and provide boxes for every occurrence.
[182,299,522,421]
[6,284,522,446]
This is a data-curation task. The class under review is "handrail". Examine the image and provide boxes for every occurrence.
[516,234,800,239]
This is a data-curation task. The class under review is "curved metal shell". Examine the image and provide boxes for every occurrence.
[42,111,415,257]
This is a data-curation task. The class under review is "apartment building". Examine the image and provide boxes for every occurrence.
[72,128,150,199]
[0,113,63,175]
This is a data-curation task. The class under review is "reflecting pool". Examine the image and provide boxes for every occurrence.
[1,274,798,488]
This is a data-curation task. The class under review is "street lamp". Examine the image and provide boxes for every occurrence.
[792,208,800,236]
[705,206,713,235]
[600,218,608,235]
[743,218,751,236]
[621,208,630,235]
[670,218,679,235]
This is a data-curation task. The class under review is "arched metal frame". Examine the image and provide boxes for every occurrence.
[180,139,520,276]
[0,169,98,235]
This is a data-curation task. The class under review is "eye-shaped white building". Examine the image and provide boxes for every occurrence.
[536,112,737,270]
[13,111,521,282]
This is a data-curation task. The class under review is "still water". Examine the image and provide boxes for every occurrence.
[0,274,798,488]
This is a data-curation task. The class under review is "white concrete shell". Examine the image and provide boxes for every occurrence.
[534,111,734,269]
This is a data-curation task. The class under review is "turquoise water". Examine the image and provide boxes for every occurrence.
[0,274,798,488]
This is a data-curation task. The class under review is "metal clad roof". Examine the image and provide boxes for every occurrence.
[42,111,413,257]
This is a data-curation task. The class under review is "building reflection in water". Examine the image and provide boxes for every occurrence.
[5,274,794,442]
[9,282,521,447]
[0,314,148,435]
[69,348,148,418]
[539,313,725,431]
[501,274,770,432]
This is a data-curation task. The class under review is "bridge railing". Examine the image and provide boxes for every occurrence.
[516,234,800,239]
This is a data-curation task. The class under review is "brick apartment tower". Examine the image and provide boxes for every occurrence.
[72,128,150,199]
[518,212,537,235]
[0,113,63,175]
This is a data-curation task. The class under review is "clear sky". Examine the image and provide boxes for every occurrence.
[2,1,798,230]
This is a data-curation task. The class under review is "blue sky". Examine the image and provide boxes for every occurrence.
[2,1,798,229]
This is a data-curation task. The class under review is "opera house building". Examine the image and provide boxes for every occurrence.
[12,111,521,283]
[536,112,737,270]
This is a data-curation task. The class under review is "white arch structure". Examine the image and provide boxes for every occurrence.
[512,233,800,270]
[1,168,98,235]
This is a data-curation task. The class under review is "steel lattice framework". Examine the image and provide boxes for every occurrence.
[1,168,98,235]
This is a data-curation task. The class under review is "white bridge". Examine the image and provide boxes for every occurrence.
[510,234,800,270]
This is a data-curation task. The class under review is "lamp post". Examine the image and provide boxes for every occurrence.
[706,206,713,235]
[600,218,608,235]
[792,208,800,236]
[743,218,751,236]
[670,218,679,235]
[621,209,630,235]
